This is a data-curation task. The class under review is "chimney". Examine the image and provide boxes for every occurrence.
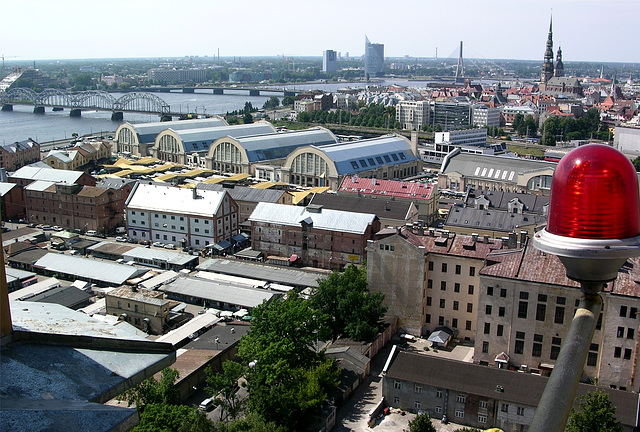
[508,232,517,249]
[410,131,418,157]
[396,226,402,235]
[372,178,377,186]
[471,233,478,243]
[520,230,528,246]
[192,187,198,200]
[501,237,509,247]
[405,223,413,233]
[484,235,490,244]
[417,226,424,236]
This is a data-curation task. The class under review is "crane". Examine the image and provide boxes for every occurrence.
[1,55,19,79]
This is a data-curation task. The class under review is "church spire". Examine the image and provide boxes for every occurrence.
[541,14,555,84]
[555,45,564,77]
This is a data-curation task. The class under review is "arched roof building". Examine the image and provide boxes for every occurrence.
[114,117,227,157]
[151,121,277,166]
[205,127,338,175]
[281,134,421,190]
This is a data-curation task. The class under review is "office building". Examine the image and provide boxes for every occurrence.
[365,36,384,78]
[323,50,337,73]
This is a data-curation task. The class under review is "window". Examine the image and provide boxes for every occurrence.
[624,348,632,360]
[486,305,492,315]
[442,263,447,273]
[440,299,446,308]
[630,307,637,319]
[394,380,401,389]
[455,409,464,419]
[479,400,488,409]
[497,324,504,337]
[468,285,475,295]
[456,395,466,404]
[426,297,432,306]
[455,264,461,274]
[435,406,442,414]
[532,343,542,357]
[478,413,487,424]
[555,307,565,324]
[538,294,547,302]
[466,321,472,331]
[500,288,507,297]
[428,261,434,271]
[614,347,622,358]
[414,401,421,410]
[499,307,505,317]
[620,305,628,317]
[454,283,460,293]
[551,337,562,360]
[557,296,566,305]
[518,301,528,319]
[427,279,433,289]
[501,403,509,413]
[453,301,459,310]
[587,352,598,367]
[482,341,489,353]
[394,397,400,405]
[517,407,525,416]
[452,318,458,328]
[415,385,422,394]
[436,389,443,398]
[618,326,625,337]
[627,328,635,339]
[536,303,546,321]
[467,303,473,313]
[520,292,529,300]
[441,281,447,291]
[425,314,431,323]
[515,340,524,355]
[439,316,444,325]
[484,323,491,334]
[487,286,494,296]
[469,267,476,276]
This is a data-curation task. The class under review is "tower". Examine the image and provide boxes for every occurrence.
[364,36,384,79]
[455,41,464,83]
[555,46,564,77]
[323,50,337,73]
[541,15,554,83]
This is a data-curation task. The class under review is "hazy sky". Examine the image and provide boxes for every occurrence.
[2,0,638,63]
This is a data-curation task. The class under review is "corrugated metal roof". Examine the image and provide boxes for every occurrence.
[159,276,279,309]
[10,166,86,184]
[127,183,226,217]
[165,121,277,153]
[124,117,228,144]
[0,182,17,195]
[339,177,435,200]
[249,202,376,234]
[33,253,143,286]
[24,180,56,192]
[123,247,199,266]
[441,152,556,184]
[196,183,288,204]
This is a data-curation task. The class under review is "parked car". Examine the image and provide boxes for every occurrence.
[152,241,164,248]
[198,397,216,412]
[115,236,127,242]
[41,225,53,231]
[52,226,63,231]
[86,230,98,236]
[164,243,176,250]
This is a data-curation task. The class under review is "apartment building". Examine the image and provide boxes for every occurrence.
[105,286,171,335]
[42,141,111,171]
[396,101,431,130]
[0,139,40,172]
[126,183,239,249]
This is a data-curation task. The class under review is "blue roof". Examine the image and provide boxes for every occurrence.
[317,135,418,175]
[170,122,277,153]
[235,128,338,163]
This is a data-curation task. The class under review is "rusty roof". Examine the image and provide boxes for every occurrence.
[400,228,505,260]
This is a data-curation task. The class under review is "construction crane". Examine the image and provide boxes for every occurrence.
[1,55,19,79]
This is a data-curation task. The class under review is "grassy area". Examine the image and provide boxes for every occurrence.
[506,144,545,158]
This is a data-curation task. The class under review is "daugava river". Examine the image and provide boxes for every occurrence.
[0,78,503,145]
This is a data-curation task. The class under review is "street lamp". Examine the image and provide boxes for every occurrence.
[530,144,640,431]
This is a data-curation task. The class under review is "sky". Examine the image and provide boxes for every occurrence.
[1,0,638,64]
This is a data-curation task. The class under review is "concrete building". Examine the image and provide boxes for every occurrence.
[364,36,384,78]
[501,102,539,126]
[114,117,228,158]
[439,150,556,194]
[396,101,431,130]
[0,139,40,172]
[281,134,421,190]
[366,228,510,338]
[205,127,338,175]
[435,129,488,147]
[249,202,380,270]
[147,68,207,84]
[152,121,276,166]
[105,286,171,334]
[615,125,640,155]
[472,104,501,128]
[125,183,239,250]
[382,350,639,431]
[25,182,125,233]
[432,102,473,130]
[323,50,337,73]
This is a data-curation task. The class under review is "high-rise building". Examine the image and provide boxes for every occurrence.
[364,36,384,79]
[323,50,337,73]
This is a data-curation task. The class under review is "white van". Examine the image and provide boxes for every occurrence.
[198,397,216,411]
[86,230,97,236]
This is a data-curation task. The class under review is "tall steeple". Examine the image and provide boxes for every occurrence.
[541,14,554,84]
[555,46,564,77]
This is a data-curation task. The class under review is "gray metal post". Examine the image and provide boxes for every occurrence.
[529,288,603,432]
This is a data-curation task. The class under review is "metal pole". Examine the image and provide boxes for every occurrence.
[529,287,603,432]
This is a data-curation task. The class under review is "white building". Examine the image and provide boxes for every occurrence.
[125,183,239,249]
[472,104,501,128]
[435,128,488,147]
[396,101,431,130]
[323,50,337,73]
[614,125,640,155]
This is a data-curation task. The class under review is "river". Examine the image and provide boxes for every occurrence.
[0,78,511,145]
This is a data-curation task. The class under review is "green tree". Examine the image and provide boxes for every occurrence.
[218,412,288,432]
[512,113,525,136]
[243,111,254,124]
[281,96,295,106]
[566,390,623,432]
[297,111,310,122]
[206,360,246,421]
[132,403,215,432]
[632,156,640,172]
[262,96,280,110]
[311,264,387,342]
[408,412,437,432]
[122,368,179,411]
[523,115,538,137]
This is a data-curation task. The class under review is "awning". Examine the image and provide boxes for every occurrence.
[494,352,510,364]
[211,240,232,251]
[289,253,299,263]
[231,233,249,244]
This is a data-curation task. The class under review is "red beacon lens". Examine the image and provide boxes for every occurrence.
[547,144,640,239]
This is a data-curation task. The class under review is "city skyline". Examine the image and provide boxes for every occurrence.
[1,0,639,64]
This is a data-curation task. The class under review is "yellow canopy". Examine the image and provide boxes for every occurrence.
[251,181,289,189]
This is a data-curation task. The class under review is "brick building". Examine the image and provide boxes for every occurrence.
[0,139,40,172]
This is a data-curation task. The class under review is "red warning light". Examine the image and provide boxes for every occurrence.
[547,144,640,240]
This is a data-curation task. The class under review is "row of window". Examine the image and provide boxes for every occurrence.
[429,261,476,276]
[427,297,474,313]
[427,280,474,295]
[425,314,472,330]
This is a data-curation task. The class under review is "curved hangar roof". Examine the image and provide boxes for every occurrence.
[210,127,339,163]
[314,134,418,175]
[115,117,228,144]
[155,121,277,154]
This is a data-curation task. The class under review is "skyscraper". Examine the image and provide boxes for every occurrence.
[541,16,555,83]
[323,50,337,73]
[364,36,384,79]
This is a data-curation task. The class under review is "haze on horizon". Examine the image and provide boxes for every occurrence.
[2,0,638,64]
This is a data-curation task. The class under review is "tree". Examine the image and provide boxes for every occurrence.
[132,403,216,432]
[566,390,623,432]
[408,412,437,432]
[311,264,387,342]
[206,360,246,421]
[523,115,538,137]
[263,96,280,110]
[632,156,640,172]
[281,96,295,106]
[218,412,288,432]
[243,111,254,124]
[512,113,525,136]
[122,367,180,411]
